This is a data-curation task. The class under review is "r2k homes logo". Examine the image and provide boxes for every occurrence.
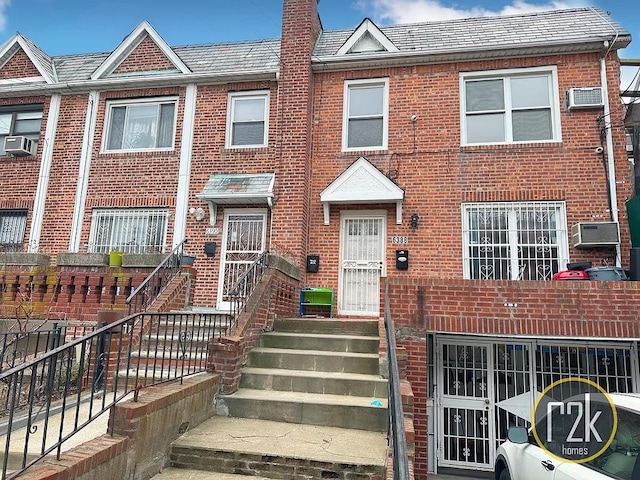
[531,378,618,463]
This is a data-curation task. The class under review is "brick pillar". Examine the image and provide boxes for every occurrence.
[270,0,321,268]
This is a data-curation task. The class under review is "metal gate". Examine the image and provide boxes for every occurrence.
[217,209,266,310]
[436,336,638,472]
[338,212,385,316]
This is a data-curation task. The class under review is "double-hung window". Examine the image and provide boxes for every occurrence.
[88,208,169,254]
[0,209,27,250]
[461,67,560,145]
[343,78,389,151]
[462,201,568,280]
[103,98,177,152]
[0,105,43,156]
[227,91,269,148]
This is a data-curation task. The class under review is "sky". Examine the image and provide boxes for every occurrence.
[0,0,638,91]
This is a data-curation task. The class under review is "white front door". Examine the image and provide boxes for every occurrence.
[338,211,386,316]
[216,209,267,310]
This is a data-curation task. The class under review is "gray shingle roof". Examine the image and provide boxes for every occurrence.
[313,7,631,58]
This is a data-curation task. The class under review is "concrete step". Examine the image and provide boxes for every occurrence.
[168,416,386,478]
[216,388,387,431]
[273,318,378,336]
[260,331,379,353]
[152,469,270,479]
[246,347,379,374]
[239,367,387,397]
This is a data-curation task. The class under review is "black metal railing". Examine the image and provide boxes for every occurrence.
[0,310,228,479]
[126,240,187,315]
[384,281,410,479]
[229,251,269,327]
[0,324,94,375]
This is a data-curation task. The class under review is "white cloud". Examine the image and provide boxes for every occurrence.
[0,0,9,31]
[357,0,588,24]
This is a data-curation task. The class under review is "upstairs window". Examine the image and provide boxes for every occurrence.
[461,67,560,145]
[0,106,43,156]
[103,98,177,152]
[462,201,568,281]
[0,209,27,250]
[227,91,269,148]
[88,208,169,254]
[343,78,389,151]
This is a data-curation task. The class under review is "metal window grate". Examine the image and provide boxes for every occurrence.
[88,208,169,254]
[463,202,568,280]
[0,209,27,250]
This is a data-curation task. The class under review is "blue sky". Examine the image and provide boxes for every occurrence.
[0,0,638,90]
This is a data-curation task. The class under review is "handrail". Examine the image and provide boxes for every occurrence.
[126,240,187,315]
[384,281,410,479]
[229,251,269,327]
[0,309,228,479]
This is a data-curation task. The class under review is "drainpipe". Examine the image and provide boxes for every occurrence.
[600,48,622,267]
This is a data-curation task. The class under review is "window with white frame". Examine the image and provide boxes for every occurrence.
[461,67,560,145]
[462,202,568,280]
[227,91,269,148]
[0,105,43,156]
[88,208,169,254]
[103,98,177,151]
[0,209,27,250]
[343,78,388,150]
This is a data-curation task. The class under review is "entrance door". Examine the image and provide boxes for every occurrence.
[217,209,266,310]
[437,339,535,471]
[338,212,385,316]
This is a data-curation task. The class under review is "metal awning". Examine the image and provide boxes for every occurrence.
[320,157,404,225]
[196,173,275,225]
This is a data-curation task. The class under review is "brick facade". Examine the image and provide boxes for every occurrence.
[0,4,636,478]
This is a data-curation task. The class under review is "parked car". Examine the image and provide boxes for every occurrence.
[495,393,640,480]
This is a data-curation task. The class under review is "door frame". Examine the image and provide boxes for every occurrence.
[337,210,387,317]
[216,208,267,310]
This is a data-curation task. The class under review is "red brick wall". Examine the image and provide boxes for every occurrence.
[386,277,640,477]
[305,51,632,295]
[113,35,176,74]
[0,49,40,79]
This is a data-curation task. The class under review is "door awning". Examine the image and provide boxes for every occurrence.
[320,157,404,225]
[196,173,275,225]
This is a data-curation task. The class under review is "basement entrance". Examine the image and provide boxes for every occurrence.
[433,336,638,472]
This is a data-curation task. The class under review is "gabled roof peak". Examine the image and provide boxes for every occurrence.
[336,18,399,55]
[0,33,55,83]
[90,20,191,80]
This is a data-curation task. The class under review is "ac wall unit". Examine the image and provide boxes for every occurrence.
[566,87,604,110]
[571,221,620,248]
[4,136,34,156]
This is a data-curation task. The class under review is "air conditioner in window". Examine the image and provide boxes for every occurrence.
[571,221,620,248]
[4,136,34,156]
[566,87,604,110]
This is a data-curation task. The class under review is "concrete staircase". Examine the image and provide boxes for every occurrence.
[161,317,389,479]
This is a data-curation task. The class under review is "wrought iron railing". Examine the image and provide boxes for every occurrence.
[0,324,94,375]
[384,281,410,479]
[229,251,269,327]
[126,240,187,315]
[0,310,228,479]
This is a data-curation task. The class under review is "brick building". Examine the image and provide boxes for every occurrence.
[0,1,638,477]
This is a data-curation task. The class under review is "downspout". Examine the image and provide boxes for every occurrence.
[600,48,622,267]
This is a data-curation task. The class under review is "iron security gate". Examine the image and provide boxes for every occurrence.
[217,210,266,310]
[436,337,637,472]
[338,212,385,316]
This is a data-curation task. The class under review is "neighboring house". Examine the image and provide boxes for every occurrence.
[0,0,636,477]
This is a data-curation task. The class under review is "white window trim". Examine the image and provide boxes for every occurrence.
[225,90,270,149]
[101,96,178,153]
[461,201,570,280]
[342,78,389,152]
[459,66,562,146]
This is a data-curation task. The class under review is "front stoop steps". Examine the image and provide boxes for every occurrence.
[160,317,389,479]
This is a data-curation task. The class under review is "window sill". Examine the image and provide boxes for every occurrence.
[460,142,563,151]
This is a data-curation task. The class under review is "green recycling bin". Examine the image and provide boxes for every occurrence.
[627,196,640,248]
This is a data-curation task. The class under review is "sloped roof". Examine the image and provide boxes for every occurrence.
[314,7,631,59]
